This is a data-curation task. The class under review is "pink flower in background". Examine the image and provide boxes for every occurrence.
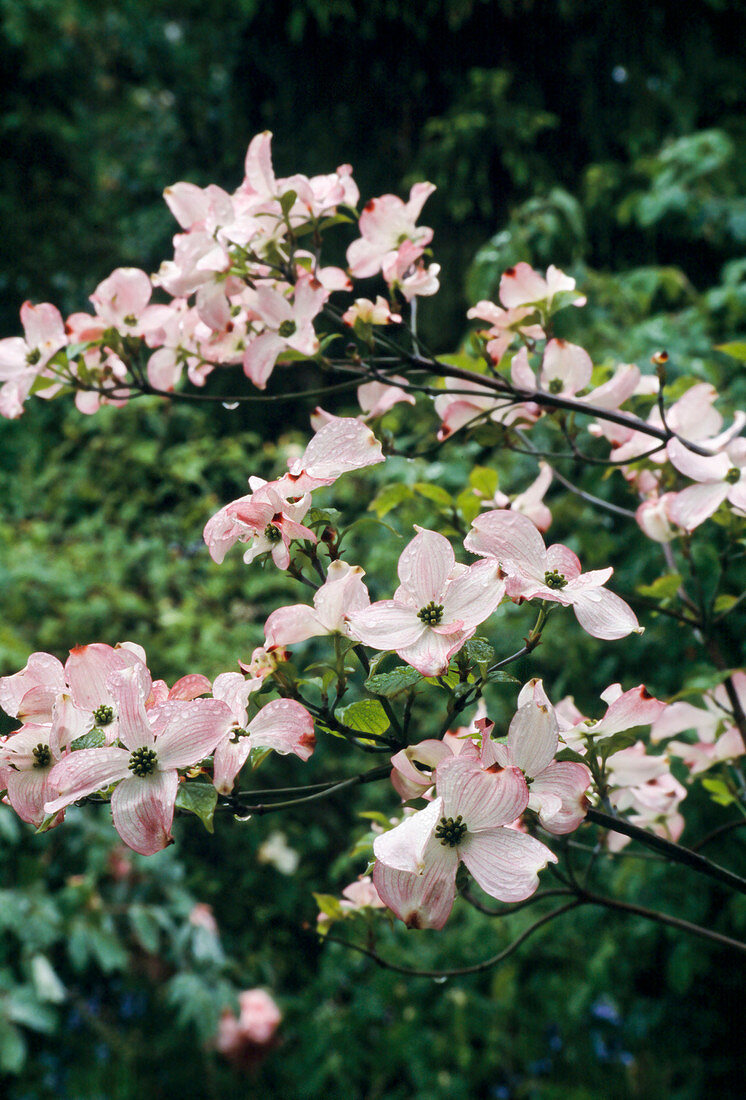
[556,682,667,754]
[348,527,505,677]
[215,988,282,1070]
[488,462,554,532]
[243,274,328,389]
[499,263,586,312]
[465,509,641,640]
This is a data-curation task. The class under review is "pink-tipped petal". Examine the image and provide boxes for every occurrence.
[248,699,315,760]
[111,770,179,855]
[436,757,529,830]
[459,827,557,902]
[505,700,559,777]
[529,761,592,834]
[155,699,233,770]
[45,747,130,813]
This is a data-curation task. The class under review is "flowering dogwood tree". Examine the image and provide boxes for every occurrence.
[2,131,746,983]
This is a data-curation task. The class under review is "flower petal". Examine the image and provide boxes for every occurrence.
[45,747,130,813]
[460,827,557,902]
[111,770,179,855]
[436,756,528,830]
[155,699,233,770]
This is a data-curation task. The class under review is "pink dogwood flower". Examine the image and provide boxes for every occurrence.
[0,301,66,418]
[204,482,316,570]
[499,263,586,313]
[464,509,641,640]
[482,682,592,834]
[0,694,89,827]
[556,682,666,754]
[211,672,315,794]
[348,528,505,677]
[373,756,556,928]
[45,667,232,854]
[347,182,435,279]
[666,436,746,531]
[264,561,370,648]
[243,274,328,389]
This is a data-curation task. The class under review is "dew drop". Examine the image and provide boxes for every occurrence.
[432,975,448,984]
[222,400,240,410]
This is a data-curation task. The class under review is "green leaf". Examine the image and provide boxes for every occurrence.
[71,727,107,750]
[456,486,482,525]
[715,340,746,361]
[0,1020,26,1074]
[701,777,736,806]
[413,482,453,508]
[598,730,639,761]
[365,666,421,697]
[129,905,162,954]
[369,483,412,517]
[486,669,519,684]
[636,573,682,600]
[469,465,498,497]
[714,594,739,614]
[337,699,390,736]
[463,637,495,666]
[313,893,345,921]
[279,189,297,217]
[174,781,218,833]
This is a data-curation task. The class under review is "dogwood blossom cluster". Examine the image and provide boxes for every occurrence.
[3,135,746,951]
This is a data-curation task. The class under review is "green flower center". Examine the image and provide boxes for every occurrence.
[725,467,741,485]
[278,320,297,339]
[229,726,248,744]
[123,313,137,327]
[128,747,158,777]
[544,570,568,590]
[417,601,444,626]
[547,378,563,395]
[93,704,114,726]
[32,744,52,769]
[435,815,467,847]
[264,523,282,543]
[25,348,42,365]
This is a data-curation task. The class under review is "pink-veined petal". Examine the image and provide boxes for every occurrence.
[372,852,456,930]
[436,756,529,830]
[529,761,592,834]
[248,699,315,760]
[7,769,62,827]
[155,699,233,770]
[45,747,130,813]
[397,529,455,606]
[571,587,641,640]
[108,666,154,750]
[264,604,325,647]
[464,509,547,577]
[213,736,252,795]
[597,685,666,738]
[111,770,179,855]
[459,827,557,902]
[373,797,443,873]
[347,602,425,650]
[441,559,505,630]
[168,674,212,701]
[667,482,730,532]
[505,700,559,777]
[397,625,469,677]
[0,652,65,718]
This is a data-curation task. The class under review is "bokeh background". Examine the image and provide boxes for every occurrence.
[1,2,746,1096]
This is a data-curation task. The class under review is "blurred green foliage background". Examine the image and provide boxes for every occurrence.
[1,1,746,1096]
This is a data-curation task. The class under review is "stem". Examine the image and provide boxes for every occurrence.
[324,900,581,977]
[578,888,746,954]
[231,765,390,816]
[587,807,746,896]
